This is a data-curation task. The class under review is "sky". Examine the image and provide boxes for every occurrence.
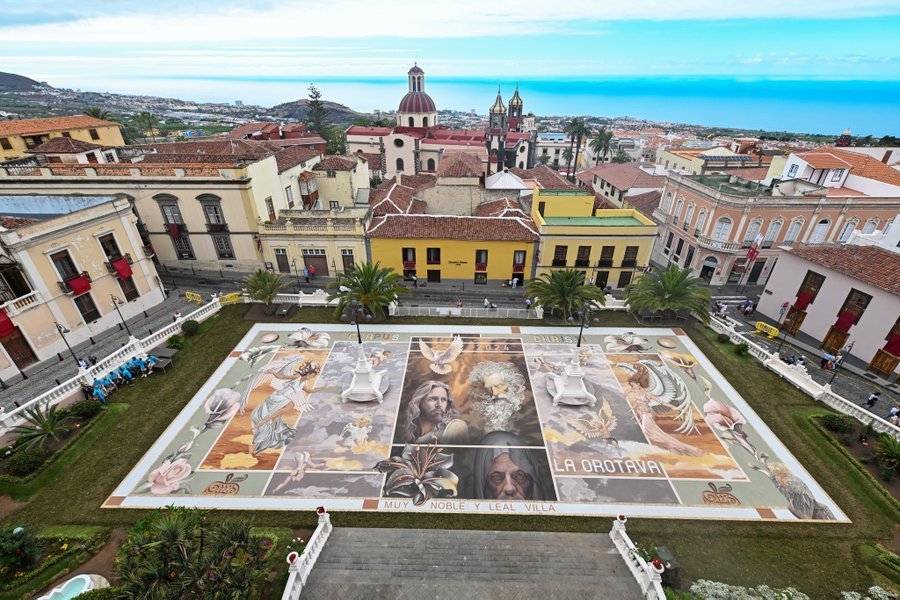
[1,0,899,130]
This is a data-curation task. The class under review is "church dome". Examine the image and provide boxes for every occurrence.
[408,64,424,75]
[398,92,437,114]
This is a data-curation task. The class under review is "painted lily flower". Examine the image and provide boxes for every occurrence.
[202,389,241,431]
[374,442,458,506]
[604,333,647,352]
[661,350,698,379]
[703,399,759,459]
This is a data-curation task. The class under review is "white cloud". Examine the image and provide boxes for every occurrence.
[1,0,899,43]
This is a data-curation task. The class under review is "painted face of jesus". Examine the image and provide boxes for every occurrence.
[487,452,532,500]
[421,386,449,424]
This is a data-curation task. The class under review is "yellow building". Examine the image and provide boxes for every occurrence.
[0,194,164,381]
[0,116,125,161]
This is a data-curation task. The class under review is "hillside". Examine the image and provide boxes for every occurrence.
[269,98,369,124]
[0,72,42,92]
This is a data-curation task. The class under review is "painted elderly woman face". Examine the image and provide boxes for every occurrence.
[487,452,532,500]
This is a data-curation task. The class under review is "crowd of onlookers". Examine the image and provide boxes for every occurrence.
[80,355,159,404]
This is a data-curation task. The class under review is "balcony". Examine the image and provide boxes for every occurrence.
[57,271,91,295]
[694,228,701,237]
[696,235,740,253]
[574,259,590,268]
[475,262,487,271]
[512,263,525,273]
[621,259,638,268]
[165,222,189,236]
[206,222,229,233]
[426,259,441,265]
[402,261,416,269]
[0,291,40,317]
[597,259,613,268]
[652,208,668,223]
[143,244,155,258]
[104,253,134,273]
[551,259,567,267]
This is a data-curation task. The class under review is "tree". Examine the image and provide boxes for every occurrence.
[590,127,613,166]
[326,126,346,155]
[538,154,552,166]
[625,264,711,323]
[326,261,408,322]
[116,507,268,598]
[10,404,73,450]
[83,107,112,121]
[305,84,331,136]
[612,148,632,163]
[132,111,159,140]
[566,118,591,181]
[243,270,284,314]
[561,147,573,172]
[525,269,605,322]
[562,117,580,178]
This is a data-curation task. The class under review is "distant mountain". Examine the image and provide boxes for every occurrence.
[269,98,369,125]
[0,72,43,92]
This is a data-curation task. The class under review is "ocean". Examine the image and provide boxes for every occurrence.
[115,76,900,136]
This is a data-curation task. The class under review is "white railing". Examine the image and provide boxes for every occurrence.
[0,299,223,432]
[1,291,41,317]
[708,316,900,439]
[609,517,665,600]
[282,510,333,600]
[274,291,334,307]
[393,306,540,319]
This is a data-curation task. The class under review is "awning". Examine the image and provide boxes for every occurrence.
[112,257,132,280]
[0,311,14,337]
[68,274,91,295]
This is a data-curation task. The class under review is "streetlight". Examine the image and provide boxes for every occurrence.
[110,295,133,338]
[828,340,855,387]
[54,322,79,368]
[291,258,302,292]
[566,302,591,347]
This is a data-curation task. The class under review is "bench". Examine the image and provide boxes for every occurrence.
[437,307,462,317]
[276,303,294,318]
[153,357,173,374]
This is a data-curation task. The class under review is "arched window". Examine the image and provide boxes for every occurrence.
[838,220,857,242]
[809,219,830,243]
[683,204,695,229]
[695,210,707,234]
[426,158,435,171]
[673,197,684,223]
[396,158,404,172]
[518,161,524,168]
[764,219,783,244]
[422,117,428,127]
[884,219,894,235]
[785,219,803,244]
[862,218,879,234]
[712,217,732,242]
[662,192,673,212]
[743,220,762,244]
[408,117,414,127]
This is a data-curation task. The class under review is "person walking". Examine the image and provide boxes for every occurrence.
[412,274,418,288]
[309,265,317,280]
[524,298,533,311]
[885,405,900,421]
[864,391,881,409]
[511,277,518,289]
[303,267,309,284]
[820,352,834,369]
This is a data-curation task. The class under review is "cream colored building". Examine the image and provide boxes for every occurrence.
[0,194,164,381]
[0,116,125,161]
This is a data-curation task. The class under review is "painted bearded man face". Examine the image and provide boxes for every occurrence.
[486,452,533,500]
[420,385,449,424]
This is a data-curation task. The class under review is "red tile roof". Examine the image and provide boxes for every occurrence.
[370,183,424,217]
[510,165,577,190]
[581,163,665,191]
[398,92,437,113]
[796,152,851,170]
[226,121,281,139]
[312,156,357,171]
[0,115,118,136]
[346,126,394,137]
[392,126,428,139]
[354,151,382,171]
[376,174,436,192]
[273,145,322,173]
[624,190,662,219]
[829,149,900,186]
[368,214,539,241]
[0,216,40,230]
[436,153,483,178]
[785,244,900,296]
[28,137,105,154]
[474,197,528,218]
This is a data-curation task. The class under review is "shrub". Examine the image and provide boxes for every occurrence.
[167,334,185,349]
[75,587,124,599]
[5,447,48,477]
[0,526,40,570]
[860,454,873,464]
[716,333,730,344]
[840,434,854,446]
[875,433,900,472]
[878,463,896,482]
[180,319,200,336]
[9,405,73,450]
[734,342,749,356]
[69,399,102,420]
[820,414,856,434]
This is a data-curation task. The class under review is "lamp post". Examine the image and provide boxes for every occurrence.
[828,340,855,387]
[54,322,79,368]
[110,295,133,338]
[339,289,385,403]
[567,302,591,348]
[554,301,596,407]
[291,258,302,292]
[776,307,795,356]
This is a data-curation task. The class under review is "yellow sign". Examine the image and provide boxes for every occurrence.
[219,292,243,306]
[185,291,204,305]
[755,321,779,339]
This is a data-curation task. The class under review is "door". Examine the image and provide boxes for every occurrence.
[510,273,524,286]
[822,326,849,354]
[341,250,355,274]
[427,270,441,283]
[746,260,766,284]
[274,249,290,274]
[303,253,329,277]
[700,256,718,281]
[595,271,609,289]
[868,349,899,379]
[1,327,38,370]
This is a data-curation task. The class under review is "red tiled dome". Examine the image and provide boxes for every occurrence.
[398,92,436,114]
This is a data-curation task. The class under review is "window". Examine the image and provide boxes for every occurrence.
[61,132,71,138]
[787,163,799,178]
[661,192,673,212]
[173,236,195,260]
[575,246,591,267]
[264,197,275,221]
[552,245,568,267]
[51,250,79,281]
[213,236,235,259]
[785,220,803,245]
[104,152,115,162]
[119,275,139,302]
[674,238,684,260]
[513,250,526,267]
[884,219,894,235]
[426,248,441,264]
[684,245,695,268]
[764,220,783,246]
[617,271,633,288]
[327,201,338,210]
[809,219,830,243]
[743,220,762,246]
[474,272,487,285]
[831,168,845,182]
[673,197,684,224]
[285,186,294,208]
[712,217,732,242]
[423,117,428,127]
[161,204,183,225]
[475,249,488,269]
[327,170,336,178]
[683,204,695,230]
[538,202,545,217]
[98,233,121,260]
[598,246,615,267]
[408,117,414,127]
[798,270,826,304]
[0,138,11,150]
[402,248,416,263]
[838,221,856,242]
[427,158,435,171]
[664,231,674,254]
[622,246,639,268]
[396,158,404,171]
[695,210,707,235]
[73,293,101,323]
[862,219,878,234]
[89,129,100,140]
[204,204,225,224]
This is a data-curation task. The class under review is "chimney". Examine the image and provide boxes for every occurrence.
[395,173,402,185]
[503,168,509,173]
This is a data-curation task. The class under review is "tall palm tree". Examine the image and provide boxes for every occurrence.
[561,147,574,173]
[326,261,408,321]
[525,269,606,322]
[590,127,613,166]
[563,117,581,178]
[568,118,591,181]
[243,269,284,314]
[83,107,112,121]
[11,405,73,449]
[625,264,711,323]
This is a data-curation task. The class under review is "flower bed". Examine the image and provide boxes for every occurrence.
[0,529,106,599]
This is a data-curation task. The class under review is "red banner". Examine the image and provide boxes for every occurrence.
[0,311,14,337]
[794,290,813,311]
[68,275,91,295]
[112,257,132,280]
[885,334,900,357]
[746,246,759,263]
[834,310,856,333]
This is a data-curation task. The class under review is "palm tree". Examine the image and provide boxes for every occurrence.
[11,404,73,449]
[590,127,613,166]
[561,147,573,174]
[133,111,159,139]
[568,118,591,181]
[243,269,284,314]
[538,154,552,166]
[83,107,112,121]
[562,118,580,178]
[326,261,408,321]
[625,264,711,323]
[525,269,605,322]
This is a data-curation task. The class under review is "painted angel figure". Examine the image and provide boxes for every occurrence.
[341,416,373,448]
[569,397,621,454]
[272,451,324,493]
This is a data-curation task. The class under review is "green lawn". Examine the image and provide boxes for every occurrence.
[2,305,897,597]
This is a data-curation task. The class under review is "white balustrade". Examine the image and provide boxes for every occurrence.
[281,510,333,600]
[609,517,666,600]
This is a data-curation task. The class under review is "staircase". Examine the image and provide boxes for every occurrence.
[299,527,645,600]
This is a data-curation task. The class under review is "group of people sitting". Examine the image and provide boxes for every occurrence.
[781,354,807,368]
[81,355,159,404]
